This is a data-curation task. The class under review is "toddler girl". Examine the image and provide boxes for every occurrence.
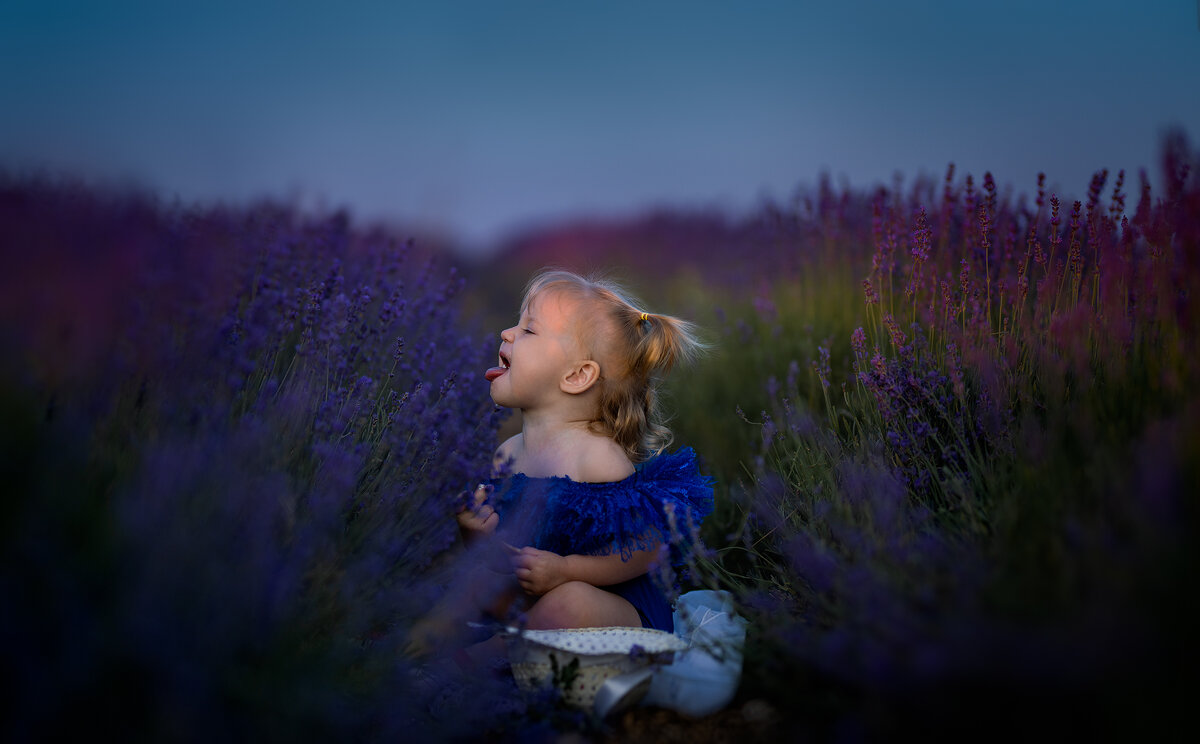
[457,268,714,637]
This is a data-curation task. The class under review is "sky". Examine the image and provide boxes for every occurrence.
[2,0,1197,253]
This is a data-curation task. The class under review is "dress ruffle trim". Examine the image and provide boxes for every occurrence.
[497,447,714,564]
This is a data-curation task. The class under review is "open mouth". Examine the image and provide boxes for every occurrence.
[485,351,510,382]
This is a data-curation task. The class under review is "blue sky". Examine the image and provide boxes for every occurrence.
[2,1,1197,251]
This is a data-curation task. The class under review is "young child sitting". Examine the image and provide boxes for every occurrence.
[415,269,714,669]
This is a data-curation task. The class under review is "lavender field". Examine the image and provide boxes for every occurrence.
[2,132,1197,742]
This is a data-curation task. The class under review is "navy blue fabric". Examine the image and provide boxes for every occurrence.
[489,447,714,632]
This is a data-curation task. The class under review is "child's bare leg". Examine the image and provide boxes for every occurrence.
[524,581,641,630]
[478,577,526,622]
[459,583,639,671]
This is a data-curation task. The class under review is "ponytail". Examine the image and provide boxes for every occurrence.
[628,310,704,380]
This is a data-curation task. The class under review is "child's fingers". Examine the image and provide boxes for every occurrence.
[456,501,497,533]
[470,483,493,510]
[509,547,543,570]
[453,490,471,513]
[455,483,493,513]
[512,563,533,586]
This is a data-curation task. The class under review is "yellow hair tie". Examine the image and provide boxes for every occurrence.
[639,312,649,322]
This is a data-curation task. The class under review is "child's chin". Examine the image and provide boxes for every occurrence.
[488,389,511,407]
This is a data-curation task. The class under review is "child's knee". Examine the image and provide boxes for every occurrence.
[530,581,594,628]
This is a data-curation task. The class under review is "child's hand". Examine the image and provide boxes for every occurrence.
[508,545,568,596]
[455,484,498,537]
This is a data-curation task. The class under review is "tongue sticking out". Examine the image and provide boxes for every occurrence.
[485,366,506,382]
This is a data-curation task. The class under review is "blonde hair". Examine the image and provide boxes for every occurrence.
[521,269,706,462]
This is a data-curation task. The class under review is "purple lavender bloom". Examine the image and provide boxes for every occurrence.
[0,177,508,741]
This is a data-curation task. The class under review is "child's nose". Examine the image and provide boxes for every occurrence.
[500,326,516,342]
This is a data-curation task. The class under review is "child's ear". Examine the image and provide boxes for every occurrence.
[560,360,601,395]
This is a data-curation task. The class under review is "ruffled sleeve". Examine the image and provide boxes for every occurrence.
[531,447,715,564]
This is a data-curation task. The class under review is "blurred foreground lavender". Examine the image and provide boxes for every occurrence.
[0,179,521,741]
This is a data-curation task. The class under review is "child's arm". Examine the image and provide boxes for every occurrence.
[508,544,663,596]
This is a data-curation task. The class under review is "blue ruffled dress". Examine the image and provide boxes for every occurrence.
[489,447,714,632]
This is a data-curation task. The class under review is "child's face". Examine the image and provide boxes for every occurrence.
[489,289,587,410]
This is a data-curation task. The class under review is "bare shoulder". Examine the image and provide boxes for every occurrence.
[574,438,636,483]
[493,434,522,476]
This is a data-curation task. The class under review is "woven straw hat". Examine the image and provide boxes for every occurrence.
[503,626,685,711]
